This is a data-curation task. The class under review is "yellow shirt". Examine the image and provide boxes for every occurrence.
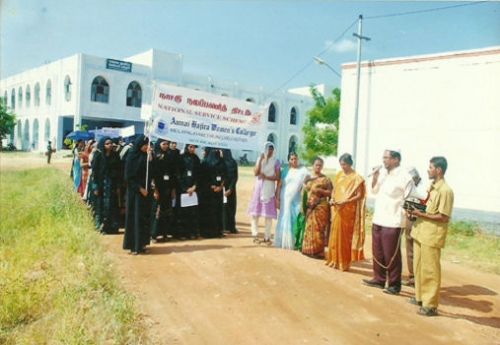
[412,179,454,248]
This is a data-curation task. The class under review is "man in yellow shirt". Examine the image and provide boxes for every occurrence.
[409,156,454,316]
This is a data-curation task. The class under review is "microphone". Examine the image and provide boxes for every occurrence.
[367,165,383,177]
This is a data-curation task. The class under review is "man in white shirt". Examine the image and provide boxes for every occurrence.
[363,149,414,295]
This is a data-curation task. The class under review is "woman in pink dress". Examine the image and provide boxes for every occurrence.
[247,142,281,244]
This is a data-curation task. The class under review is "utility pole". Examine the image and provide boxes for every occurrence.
[352,15,370,168]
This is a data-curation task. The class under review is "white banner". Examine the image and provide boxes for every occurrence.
[150,84,266,150]
[91,125,135,141]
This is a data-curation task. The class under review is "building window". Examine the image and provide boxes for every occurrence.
[32,119,39,149]
[34,83,41,107]
[126,81,142,107]
[26,85,31,107]
[290,107,297,125]
[91,76,109,103]
[64,75,72,102]
[17,120,22,145]
[268,103,277,123]
[288,135,298,154]
[46,79,52,105]
[18,87,23,108]
[11,89,15,109]
[246,97,255,103]
[44,118,51,142]
[3,91,7,107]
[267,133,277,144]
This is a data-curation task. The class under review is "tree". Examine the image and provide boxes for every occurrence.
[0,101,16,151]
[300,86,340,164]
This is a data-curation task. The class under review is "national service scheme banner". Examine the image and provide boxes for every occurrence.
[150,84,266,150]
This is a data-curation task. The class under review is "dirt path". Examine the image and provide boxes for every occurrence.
[3,154,499,344]
[102,170,500,345]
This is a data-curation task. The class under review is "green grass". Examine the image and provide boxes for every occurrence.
[0,168,149,344]
[443,221,500,274]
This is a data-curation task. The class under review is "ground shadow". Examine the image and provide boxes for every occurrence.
[348,267,374,278]
[439,285,498,313]
[438,311,500,329]
[148,244,232,255]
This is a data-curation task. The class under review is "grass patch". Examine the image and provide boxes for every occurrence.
[443,221,500,274]
[0,168,149,344]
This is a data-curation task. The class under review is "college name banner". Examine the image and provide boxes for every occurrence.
[149,84,266,150]
[90,125,135,141]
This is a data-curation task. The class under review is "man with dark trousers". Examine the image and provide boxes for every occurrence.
[363,149,413,295]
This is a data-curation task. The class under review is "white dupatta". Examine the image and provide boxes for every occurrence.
[259,142,277,203]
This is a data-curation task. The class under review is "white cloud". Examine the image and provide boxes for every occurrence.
[324,39,357,53]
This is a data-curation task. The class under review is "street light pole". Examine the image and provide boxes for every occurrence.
[352,14,370,168]
[313,57,341,78]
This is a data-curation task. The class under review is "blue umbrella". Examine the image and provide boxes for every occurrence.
[65,130,95,141]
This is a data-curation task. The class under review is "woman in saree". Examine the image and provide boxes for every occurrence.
[79,140,94,199]
[326,153,366,271]
[275,152,308,250]
[247,142,281,244]
[302,157,332,257]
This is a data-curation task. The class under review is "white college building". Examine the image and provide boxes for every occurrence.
[338,46,500,220]
[0,49,312,162]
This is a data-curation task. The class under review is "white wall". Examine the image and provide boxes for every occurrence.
[338,47,500,213]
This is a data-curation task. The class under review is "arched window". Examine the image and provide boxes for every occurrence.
[267,133,277,144]
[16,120,22,146]
[18,87,23,108]
[290,107,297,125]
[268,103,277,123]
[11,89,15,109]
[44,118,51,142]
[288,135,298,154]
[23,119,30,150]
[25,85,31,107]
[46,79,52,105]
[3,91,7,107]
[64,75,72,102]
[91,76,109,103]
[126,81,142,107]
[32,119,39,149]
[34,83,41,107]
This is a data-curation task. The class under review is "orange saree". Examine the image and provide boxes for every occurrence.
[326,171,366,270]
[302,175,332,256]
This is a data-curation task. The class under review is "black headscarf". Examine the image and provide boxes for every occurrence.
[125,134,149,181]
[154,138,168,157]
[206,149,222,168]
[222,149,237,170]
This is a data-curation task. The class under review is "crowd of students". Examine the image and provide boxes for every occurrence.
[70,134,238,255]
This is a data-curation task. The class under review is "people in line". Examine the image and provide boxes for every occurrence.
[326,153,366,270]
[301,157,332,258]
[275,152,308,250]
[91,137,122,234]
[363,149,414,295]
[402,167,428,287]
[247,142,281,244]
[222,149,239,234]
[178,144,201,239]
[123,135,152,255]
[151,139,178,242]
[408,157,454,317]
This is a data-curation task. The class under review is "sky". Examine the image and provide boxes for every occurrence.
[1,0,499,94]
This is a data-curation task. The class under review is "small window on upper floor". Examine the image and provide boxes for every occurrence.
[25,85,31,107]
[268,103,277,123]
[18,87,23,107]
[34,82,41,107]
[91,76,109,103]
[290,107,297,125]
[126,81,142,107]
[64,76,72,102]
[46,79,52,105]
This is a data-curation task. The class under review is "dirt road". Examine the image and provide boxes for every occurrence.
[102,170,500,345]
[3,153,499,344]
